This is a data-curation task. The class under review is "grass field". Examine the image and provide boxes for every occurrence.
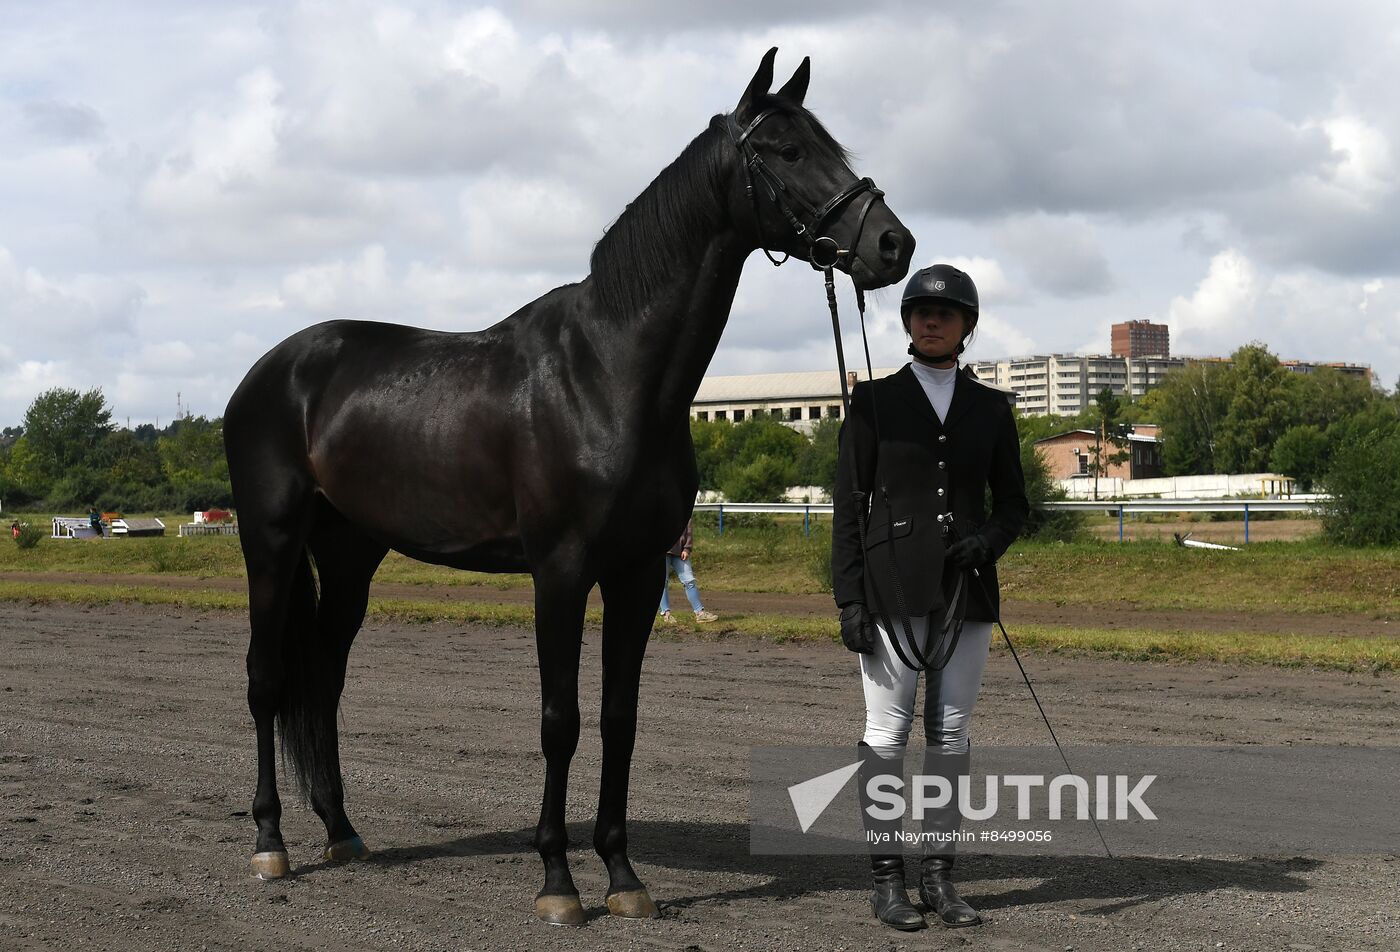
[5,514,1398,670]
[5,516,1397,615]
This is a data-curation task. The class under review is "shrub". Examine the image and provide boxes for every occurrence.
[1321,426,1400,545]
[718,453,795,503]
[13,522,43,549]
[1016,440,1085,542]
[693,510,777,531]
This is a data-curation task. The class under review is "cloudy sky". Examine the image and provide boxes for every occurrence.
[3,1,1398,426]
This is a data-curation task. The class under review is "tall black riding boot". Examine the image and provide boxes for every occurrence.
[857,742,925,931]
[919,854,982,927]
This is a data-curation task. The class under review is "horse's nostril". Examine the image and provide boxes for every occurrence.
[879,229,905,263]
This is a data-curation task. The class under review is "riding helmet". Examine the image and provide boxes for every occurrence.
[900,264,979,321]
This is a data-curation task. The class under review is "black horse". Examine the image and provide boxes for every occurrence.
[224,48,914,926]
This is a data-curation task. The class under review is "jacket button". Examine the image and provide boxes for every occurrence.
[938,435,947,443]
[937,487,945,496]
[938,461,946,470]
[936,513,946,523]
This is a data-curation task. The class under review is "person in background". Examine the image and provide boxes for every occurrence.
[658,518,718,624]
[87,505,104,538]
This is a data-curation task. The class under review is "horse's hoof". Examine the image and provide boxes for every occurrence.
[251,850,290,880]
[606,888,660,919]
[535,893,587,927]
[324,836,370,862]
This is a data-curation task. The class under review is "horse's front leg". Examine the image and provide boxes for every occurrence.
[531,566,590,926]
[594,557,666,918]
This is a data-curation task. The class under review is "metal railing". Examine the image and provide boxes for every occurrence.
[693,496,1331,543]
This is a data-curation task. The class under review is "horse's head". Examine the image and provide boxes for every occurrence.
[724,48,915,290]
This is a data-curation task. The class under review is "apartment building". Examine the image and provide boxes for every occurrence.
[1111,320,1170,358]
[968,354,1185,415]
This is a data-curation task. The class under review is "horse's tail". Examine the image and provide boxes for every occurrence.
[275,548,340,805]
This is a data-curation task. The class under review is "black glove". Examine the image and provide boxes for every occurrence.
[946,533,992,571]
[839,602,875,654]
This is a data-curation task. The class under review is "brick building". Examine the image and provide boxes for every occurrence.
[1034,424,1163,480]
[1111,320,1170,358]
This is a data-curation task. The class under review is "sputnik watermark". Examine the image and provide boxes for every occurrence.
[753,745,1400,856]
[786,765,1156,831]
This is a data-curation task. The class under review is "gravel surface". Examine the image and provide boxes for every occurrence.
[1,602,1397,951]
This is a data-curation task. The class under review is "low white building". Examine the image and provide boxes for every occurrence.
[690,368,900,433]
[1056,472,1299,500]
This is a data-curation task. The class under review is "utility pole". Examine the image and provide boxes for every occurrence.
[1093,421,1103,502]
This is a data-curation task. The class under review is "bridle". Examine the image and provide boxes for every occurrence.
[725,107,886,271]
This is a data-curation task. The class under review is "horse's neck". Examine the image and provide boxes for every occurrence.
[584,128,753,424]
[602,234,749,422]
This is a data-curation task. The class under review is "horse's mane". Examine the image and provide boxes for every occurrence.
[588,96,853,318]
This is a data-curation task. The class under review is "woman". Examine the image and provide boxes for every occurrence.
[831,264,1029,931]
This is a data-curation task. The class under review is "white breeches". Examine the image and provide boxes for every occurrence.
[859,616,993,755]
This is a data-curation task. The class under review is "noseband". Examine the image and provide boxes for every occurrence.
[726,108,885,270]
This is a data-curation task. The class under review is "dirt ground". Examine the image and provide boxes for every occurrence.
[2,602,1398,952]
[1087,517,1321,544]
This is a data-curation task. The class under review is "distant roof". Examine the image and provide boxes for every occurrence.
[1034,429,1096,443]
[693,368,902,403]
[1035,427,1162,444]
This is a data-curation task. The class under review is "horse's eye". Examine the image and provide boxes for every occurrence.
[779,144,800,163]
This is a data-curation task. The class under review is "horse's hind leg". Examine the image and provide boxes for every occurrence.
[594,556,666,919]
[239,489,314,880]
[305,503,386,862]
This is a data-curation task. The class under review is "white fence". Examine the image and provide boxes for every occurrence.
[693,497,1331,543]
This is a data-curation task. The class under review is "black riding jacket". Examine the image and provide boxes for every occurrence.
[831,363,1029,623]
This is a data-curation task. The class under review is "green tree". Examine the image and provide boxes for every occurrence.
[1088,387,1130,486]
[1154,361,1233,475]
[726,414,808,467]
[689,418,733,492]
[20,387,114,484]
[1293,367,1378,429]
[1269,424,1329,491]
[95,429,165,487]
[719,453,796,502]
[0,436,45,501]
[796,417,841,492]
[157,416,229,485]
[1322,425,1400,545]
[1014,440,1084,541]
[1216,344,1296,473]
[1012,411,1084,445]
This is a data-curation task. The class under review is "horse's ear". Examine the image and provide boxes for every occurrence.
[737,46,778,121]
[775,56,810,106]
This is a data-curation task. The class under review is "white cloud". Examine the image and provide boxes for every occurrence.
[0,247,145,355]
[1166,250,1260,355]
